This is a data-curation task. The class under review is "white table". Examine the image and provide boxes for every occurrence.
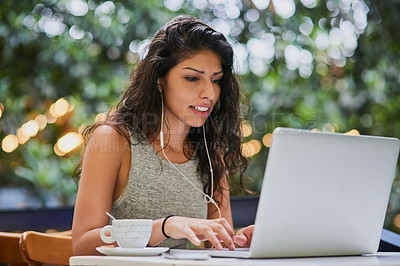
[70,252,400,266]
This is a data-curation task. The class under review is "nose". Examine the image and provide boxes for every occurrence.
[199,80,216,101]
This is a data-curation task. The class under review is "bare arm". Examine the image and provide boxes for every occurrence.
[207,174,233,227]
[72,125,128,255]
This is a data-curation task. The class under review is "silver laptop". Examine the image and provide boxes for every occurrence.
[171,127,400,258]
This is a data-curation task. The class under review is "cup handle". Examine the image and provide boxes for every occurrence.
[100,225,115,244]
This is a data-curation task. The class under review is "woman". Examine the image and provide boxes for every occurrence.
[72,15,254,255]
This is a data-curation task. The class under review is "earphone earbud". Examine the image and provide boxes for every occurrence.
[157,79,162,93]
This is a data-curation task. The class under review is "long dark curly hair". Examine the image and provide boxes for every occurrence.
[75,15,248,198]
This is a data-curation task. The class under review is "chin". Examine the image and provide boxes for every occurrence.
[185,119,208,128]
[188,122,206,128]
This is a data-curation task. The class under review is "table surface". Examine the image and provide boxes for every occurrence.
[70,252,400,266]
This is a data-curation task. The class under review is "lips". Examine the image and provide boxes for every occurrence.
[193,106,209,112]
[189,105,211,117]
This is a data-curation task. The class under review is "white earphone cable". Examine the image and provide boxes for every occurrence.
[159,94,221,219]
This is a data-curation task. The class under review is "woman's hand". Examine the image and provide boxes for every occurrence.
[233,225,254,248]
[163,216,235,250]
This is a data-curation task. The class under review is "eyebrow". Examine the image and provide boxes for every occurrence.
[183,67,223,76]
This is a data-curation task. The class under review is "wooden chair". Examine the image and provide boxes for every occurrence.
[19,231,72,266]
[0,232,27,266]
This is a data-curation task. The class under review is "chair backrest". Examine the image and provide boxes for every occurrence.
[231,196,259,228]
[19,231,72,266]
[0,232,27,266]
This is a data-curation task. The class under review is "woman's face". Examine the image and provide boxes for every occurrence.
[161,49,222,132]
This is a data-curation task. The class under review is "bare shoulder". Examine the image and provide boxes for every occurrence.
[86,124,130,155]
[91,124,127,139]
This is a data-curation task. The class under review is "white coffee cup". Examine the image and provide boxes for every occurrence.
[100,219,153,248]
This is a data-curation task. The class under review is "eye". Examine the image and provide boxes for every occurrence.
[212,79,222,85]
[184,76,199,82]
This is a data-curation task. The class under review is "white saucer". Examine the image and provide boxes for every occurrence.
[96,246,169,256]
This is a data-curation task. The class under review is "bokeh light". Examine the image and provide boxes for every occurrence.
[35,114,48,131]
[393,213,400,229]
[240,121,253,138]
[53,98,69,117]
[262,133,273,148]
[2,134,19,153]
[322,123,336,132]
[21,120,40,138]
[164,0,184,12]
[242,139,262,157]
[252,0,270,10]
[17,128,30,145]
[95,112,107,122]
[272,0,296,19]
[345,129,360,135]
[0,103,4,119]
[66,0,89,17]
[45,110,57,124]
[55,132,84,156]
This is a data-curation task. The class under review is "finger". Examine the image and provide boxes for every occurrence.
[234,225,254,247]
[208,222,235,250]
[233,234,248,247]
[213,218,235,250]
[214,218,235,237]
[242,225,254,244]
[195,224,223,250]
[183,227,201,246]
[196,234,208,241]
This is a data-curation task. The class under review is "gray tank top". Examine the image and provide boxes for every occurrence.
[111,134,208,248]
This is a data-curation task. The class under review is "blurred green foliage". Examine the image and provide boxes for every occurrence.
[0,0,399,230]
